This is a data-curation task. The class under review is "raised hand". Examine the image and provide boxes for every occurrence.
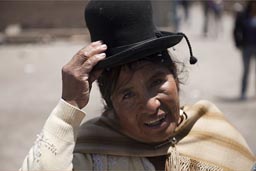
[61,41,107,109]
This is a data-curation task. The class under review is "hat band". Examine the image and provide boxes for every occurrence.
[108,37,159,56]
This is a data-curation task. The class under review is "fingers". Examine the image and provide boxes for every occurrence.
[81,42,107,73]
[84,41,107,58]
[61,41,107,109]
[76,41,107,65]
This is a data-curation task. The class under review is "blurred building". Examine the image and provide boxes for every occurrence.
[0,1,88,31]
[0,1,176,31]
[0,0,243,43]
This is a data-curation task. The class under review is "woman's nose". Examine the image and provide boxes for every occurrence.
[141,95,161,114]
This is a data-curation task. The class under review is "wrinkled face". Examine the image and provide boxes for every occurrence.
[111,61,180,143]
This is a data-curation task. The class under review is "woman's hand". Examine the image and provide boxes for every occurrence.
[61,41,107,109]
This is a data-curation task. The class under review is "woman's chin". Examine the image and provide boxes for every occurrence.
[143,122,178,144]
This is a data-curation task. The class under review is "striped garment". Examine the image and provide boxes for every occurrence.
[75,100,256,171]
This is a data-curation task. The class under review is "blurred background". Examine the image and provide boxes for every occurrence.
[0,0,255,170]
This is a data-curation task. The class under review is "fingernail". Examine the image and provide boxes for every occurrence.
[99,53,106,58]
[101,44,107,50]
[93,40,102,45]
[97,40,103,44]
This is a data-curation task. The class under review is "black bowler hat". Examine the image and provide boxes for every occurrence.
[85,0,197,70]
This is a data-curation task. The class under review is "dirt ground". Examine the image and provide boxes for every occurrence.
[0,4,255,170]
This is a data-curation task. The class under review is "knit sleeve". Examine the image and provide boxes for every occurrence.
[19,99,92,170]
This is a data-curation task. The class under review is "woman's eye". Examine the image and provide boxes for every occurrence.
[151,79,164,87]
[122,91,134,100]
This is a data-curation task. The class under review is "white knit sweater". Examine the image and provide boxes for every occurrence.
[19,99,155,171]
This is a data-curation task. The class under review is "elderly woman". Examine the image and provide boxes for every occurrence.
[20,0,255,171]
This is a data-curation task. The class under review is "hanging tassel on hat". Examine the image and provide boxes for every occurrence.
[177,32,198,65]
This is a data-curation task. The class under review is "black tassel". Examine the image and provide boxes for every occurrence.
[177,32,198,65]
[189,55,198,64]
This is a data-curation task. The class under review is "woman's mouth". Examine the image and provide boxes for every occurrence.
[144,114,167,127]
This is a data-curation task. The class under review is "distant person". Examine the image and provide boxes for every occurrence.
[202,1,210,36]
[202,0,224,37]
[179,0,191,23]
[170,0,180,32]
[170,0,192,32]
[233,0,256,100]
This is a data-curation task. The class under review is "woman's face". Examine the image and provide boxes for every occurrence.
[111,61,180,143]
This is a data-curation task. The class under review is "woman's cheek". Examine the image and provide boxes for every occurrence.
[123,98,137,109]
[165,80,179,95]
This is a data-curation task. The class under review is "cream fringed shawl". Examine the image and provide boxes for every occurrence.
[74,100,256,171]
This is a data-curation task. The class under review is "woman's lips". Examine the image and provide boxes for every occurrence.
[144,114,167,127]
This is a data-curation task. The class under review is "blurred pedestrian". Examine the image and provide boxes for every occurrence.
[170,0,192,32]
[179,0,191,23]
[233,0,256,100]
[170,0,180,32]
[202,0,224,37]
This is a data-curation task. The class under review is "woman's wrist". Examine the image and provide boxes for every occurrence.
[62,99,80,109]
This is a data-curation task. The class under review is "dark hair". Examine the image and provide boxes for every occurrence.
[97,50,180,111]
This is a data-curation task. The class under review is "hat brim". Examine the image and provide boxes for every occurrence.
[93,31,183,70]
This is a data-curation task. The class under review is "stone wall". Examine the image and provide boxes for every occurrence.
[0,1,88,31]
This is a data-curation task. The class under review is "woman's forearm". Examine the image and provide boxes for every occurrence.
[19,99,85,171]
